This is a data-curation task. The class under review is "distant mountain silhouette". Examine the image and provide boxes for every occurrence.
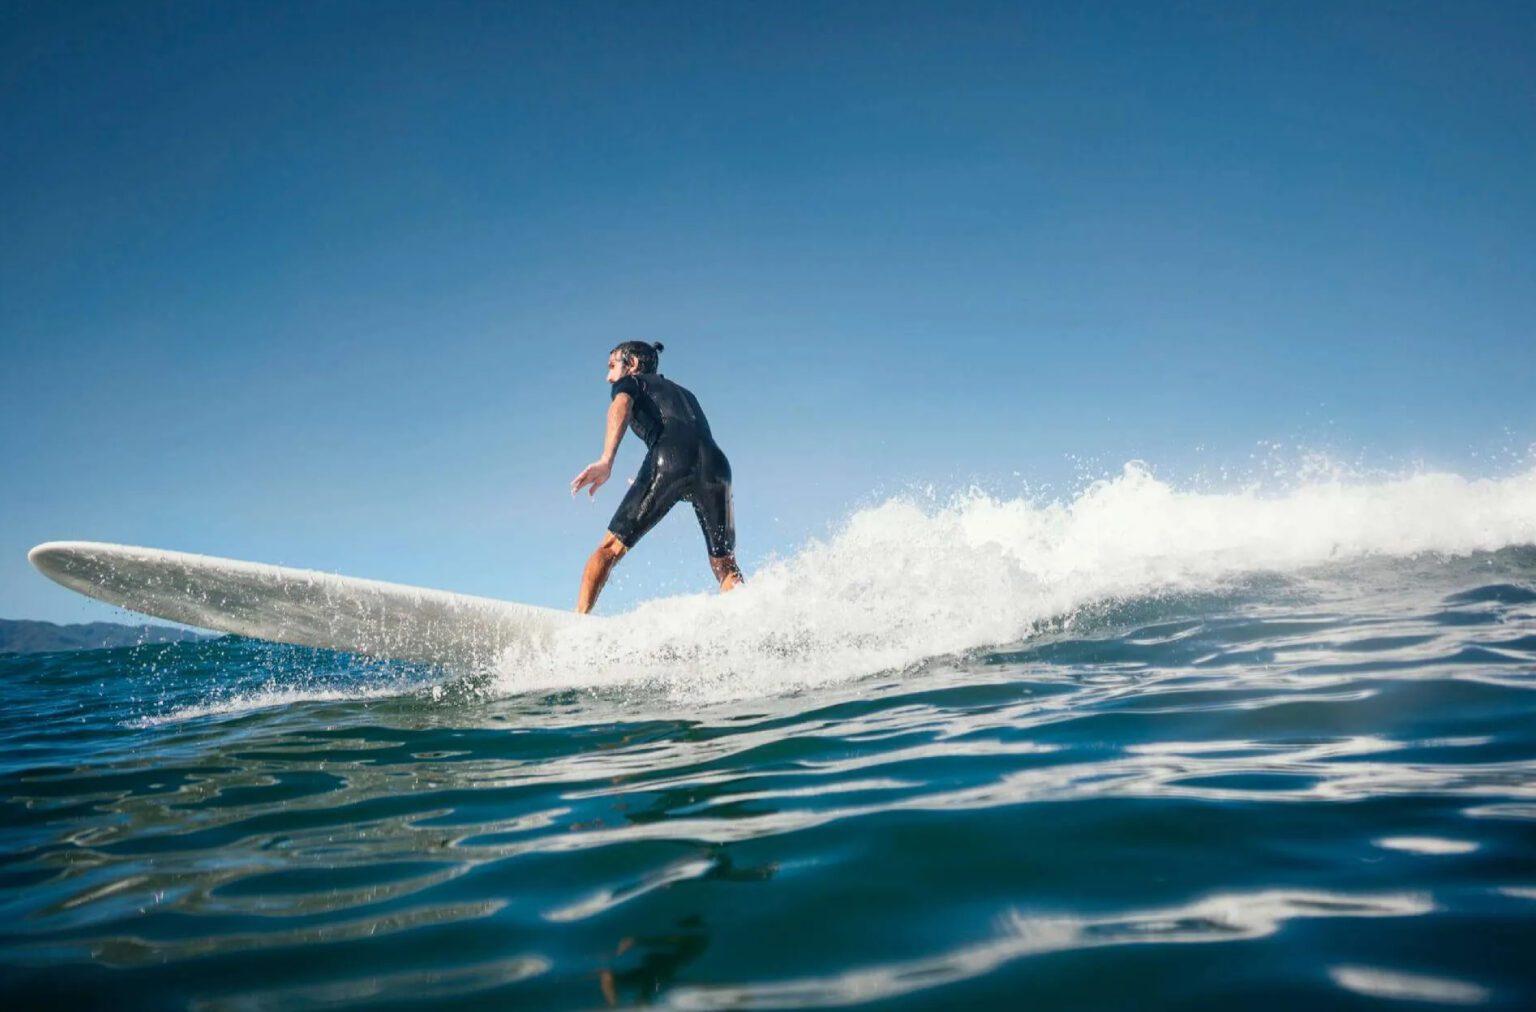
[0,618,206,654]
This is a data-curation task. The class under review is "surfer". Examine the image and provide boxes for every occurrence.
[570,341,743,613]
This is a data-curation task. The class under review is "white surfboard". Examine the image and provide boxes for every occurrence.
[28,541,586,666]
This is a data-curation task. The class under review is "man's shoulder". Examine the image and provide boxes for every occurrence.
[614,372,689,400]
[643,372,690,394]
[649,373,691,394]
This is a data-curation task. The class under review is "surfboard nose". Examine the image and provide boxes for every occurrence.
[29,541,99,580]
[29,541,67,573]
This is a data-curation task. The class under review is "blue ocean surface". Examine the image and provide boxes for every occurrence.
[3,468,1536,1009]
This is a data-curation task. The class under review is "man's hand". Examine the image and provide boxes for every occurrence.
[571,460,613,498]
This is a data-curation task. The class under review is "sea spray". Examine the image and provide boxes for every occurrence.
[496,462,1536,700]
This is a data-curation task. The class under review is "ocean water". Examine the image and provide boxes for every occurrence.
[3,464,1536,1010]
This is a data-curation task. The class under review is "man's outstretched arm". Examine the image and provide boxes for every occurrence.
[571,393,632,497]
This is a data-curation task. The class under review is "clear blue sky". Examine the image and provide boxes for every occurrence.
[3,1,1534,623]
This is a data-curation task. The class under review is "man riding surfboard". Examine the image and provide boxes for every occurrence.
[570,342,743,613]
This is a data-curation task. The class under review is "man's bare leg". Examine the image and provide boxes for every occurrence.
[578,532,628,614]
[710,554,743,593]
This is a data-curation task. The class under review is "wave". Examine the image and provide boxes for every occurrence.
[128,680,425,728]
[496,462,1536,701]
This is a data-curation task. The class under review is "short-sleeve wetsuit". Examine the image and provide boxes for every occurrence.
[607,372,735,557]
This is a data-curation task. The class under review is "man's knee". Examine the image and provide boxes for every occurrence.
[598,532,630,561]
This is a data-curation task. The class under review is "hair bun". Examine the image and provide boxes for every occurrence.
[652,342,665,354]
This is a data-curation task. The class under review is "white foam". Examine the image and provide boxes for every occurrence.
[494,462,1536,701]
[131,680,425,727]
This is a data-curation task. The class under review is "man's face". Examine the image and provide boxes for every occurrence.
[605,352,627,383]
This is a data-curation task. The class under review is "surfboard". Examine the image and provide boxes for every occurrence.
[28,541,586,666]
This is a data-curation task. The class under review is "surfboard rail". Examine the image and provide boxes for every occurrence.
[29,541,584,666]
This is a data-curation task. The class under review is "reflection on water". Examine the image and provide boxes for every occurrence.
[1329,965,1491,1006]
[671,890,1435,1009]
[2,555,1535,1008]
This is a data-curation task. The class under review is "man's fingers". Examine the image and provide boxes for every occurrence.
[572,464,609,498]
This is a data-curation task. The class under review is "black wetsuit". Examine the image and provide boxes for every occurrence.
[607,372,735,557]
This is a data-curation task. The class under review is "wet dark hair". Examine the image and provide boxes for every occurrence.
[611,340,665,374]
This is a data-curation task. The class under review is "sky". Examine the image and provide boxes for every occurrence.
[2,0,1534,623]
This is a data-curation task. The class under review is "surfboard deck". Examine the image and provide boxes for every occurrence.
[29,541,585,666]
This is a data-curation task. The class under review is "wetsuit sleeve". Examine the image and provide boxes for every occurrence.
[610,376,640,401]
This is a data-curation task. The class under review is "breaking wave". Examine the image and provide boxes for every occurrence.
[497,461,1536,700]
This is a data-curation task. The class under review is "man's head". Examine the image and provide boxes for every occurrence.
[607,341,665,382]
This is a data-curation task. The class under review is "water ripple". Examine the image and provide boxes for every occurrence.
[2,556,1534,1008]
